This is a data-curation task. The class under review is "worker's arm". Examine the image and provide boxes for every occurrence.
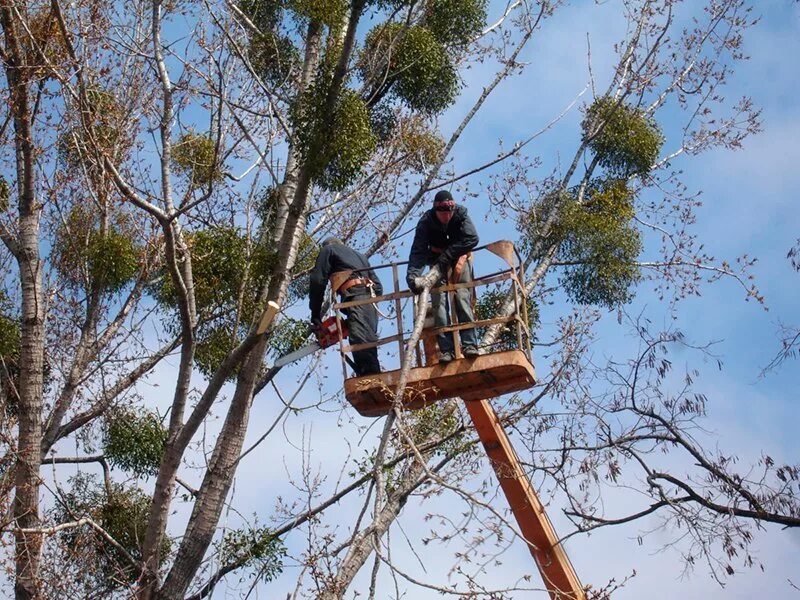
[406,218,430,289]
[309,246,332,322]
[437,208,479,269]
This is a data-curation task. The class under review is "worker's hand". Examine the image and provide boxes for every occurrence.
[408,279,423,295]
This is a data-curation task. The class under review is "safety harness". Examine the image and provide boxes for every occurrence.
[336,276,373,294]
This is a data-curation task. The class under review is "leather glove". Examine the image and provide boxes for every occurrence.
[408,279,423,294]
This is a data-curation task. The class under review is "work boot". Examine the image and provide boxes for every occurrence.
[463,345,481,358]
[438,351,454,363]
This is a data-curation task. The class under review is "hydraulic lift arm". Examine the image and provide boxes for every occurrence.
[465,399,586,600]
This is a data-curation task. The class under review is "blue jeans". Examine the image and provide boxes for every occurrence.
[431,261,477,355]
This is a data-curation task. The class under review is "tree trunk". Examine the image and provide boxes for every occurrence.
[158,153,315,595]
[158,336,268,598]
[1,6,46,597]
[318,459,428,599]
[13,230,45,600]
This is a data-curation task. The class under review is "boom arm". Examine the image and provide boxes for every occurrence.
[465,399,586,600]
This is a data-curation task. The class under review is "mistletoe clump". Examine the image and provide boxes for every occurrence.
[194,325,243,379]
[403,402,465,457]
[289,0,347,26]
[239,0,299,85]
[152,225,276,378]
[582,96,663,178]
[171,131,223,187]
[52,475,171,592]
[0,175,9,211]
[368,103,397,144]
[556,179,642,308]
[361,23,459,115]
[99,486,163,568]
[23,10,70,76]
[292,87,377,190]
[423,0,487,49]
[104,408,168,477]
[239,0,283,29]
[0,304,20,417]
[155,226,273,318]
[475,288,539,351]
[218,525,286,579]
[249,31,299,86]
[0,306,19,361]
[58,88,128,176]
[268,317,311,358]
[53,208,141,294]
[87,229,141,293]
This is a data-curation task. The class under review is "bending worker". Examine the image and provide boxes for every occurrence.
[309,237,383,376]
[407,190,480,362]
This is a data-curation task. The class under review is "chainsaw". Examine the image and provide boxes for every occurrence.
[273,316,349,368]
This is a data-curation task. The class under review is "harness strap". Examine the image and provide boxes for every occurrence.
[337,277,372,294]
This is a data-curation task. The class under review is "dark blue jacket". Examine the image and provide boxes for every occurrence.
[309,243,382,321]
[406,205,479,284]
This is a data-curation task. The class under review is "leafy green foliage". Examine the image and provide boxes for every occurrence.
[53,208,141,294]
[286,232,320,302]
[153,225,277,377]
[374,0,415,9]
[582,96,663,178]
[249,31,299,86]
[58,88,127,175]
[195,325,242,379]
[218,526,286,578]
[0,300,20,417]
[99,485,166,570]
[555,179,642,307]
[239,0,283,30]
[0,312,19,360]
[23,10,69,75]
[292,87,377,190]
[475,287,539,351]
[362,23,458,115]
[155,226,273,319]
[51,475,170,593]
[368,103,397,144]
[104,408,168,477]
[172,132,223,187]
[87,229,141,293]
[404,402,464,455]
[239,0,299,85]
[268,317,310,357]
[423,0,487,48]
[289,0,347,26]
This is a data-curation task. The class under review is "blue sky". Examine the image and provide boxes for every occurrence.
[235,2,800,598]
[49,1,796,598]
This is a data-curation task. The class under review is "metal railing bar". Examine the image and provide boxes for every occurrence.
[333,271,513,311]
[339,315,518,353]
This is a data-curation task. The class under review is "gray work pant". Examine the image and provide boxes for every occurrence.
[341,285,381,376]
[430,261,478,355]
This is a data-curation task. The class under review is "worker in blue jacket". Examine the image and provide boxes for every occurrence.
[406,191,480,362]
[309,238,383,376]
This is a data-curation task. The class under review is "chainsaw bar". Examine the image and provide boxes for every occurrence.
[272,341,322,368]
